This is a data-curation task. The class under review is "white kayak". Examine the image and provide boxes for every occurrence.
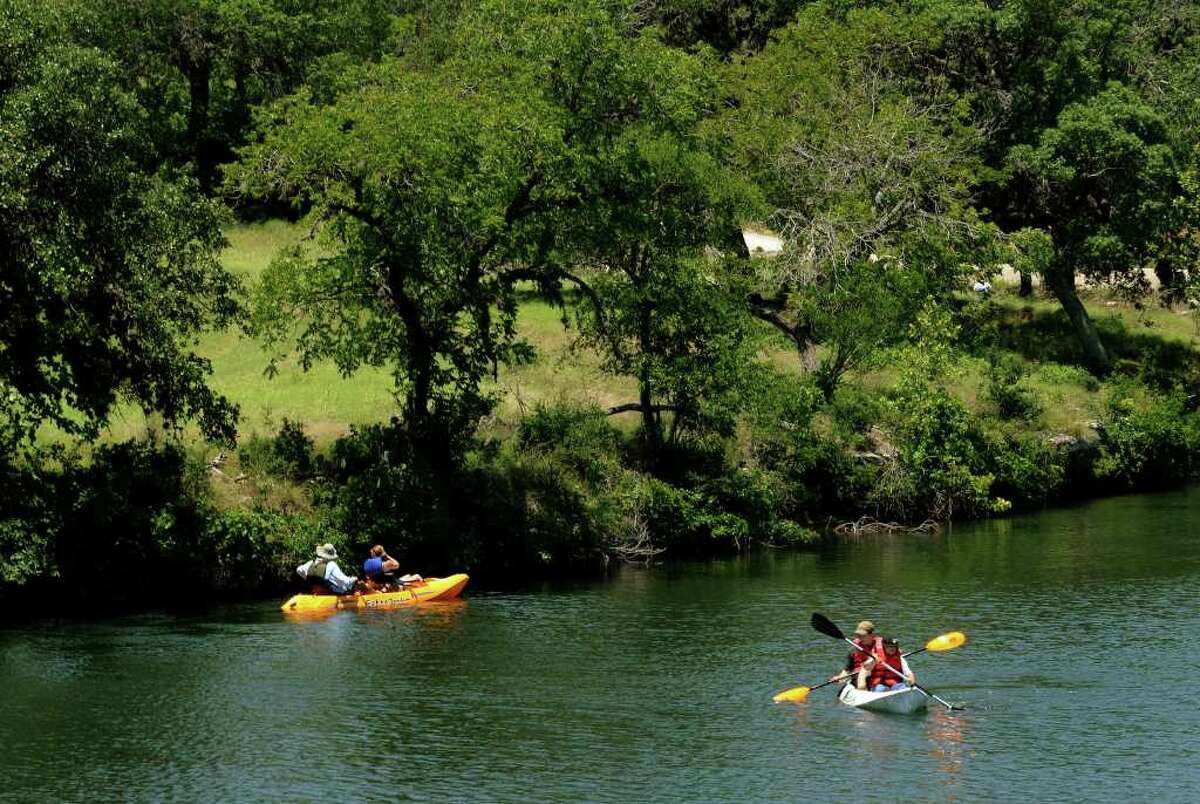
[838,683,927,715]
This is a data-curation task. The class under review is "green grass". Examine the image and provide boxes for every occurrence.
[80,221,1200,451]
[91,221,635,445]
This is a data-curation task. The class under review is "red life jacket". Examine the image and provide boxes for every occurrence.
[868,648,905,688]
[849,636,882,673]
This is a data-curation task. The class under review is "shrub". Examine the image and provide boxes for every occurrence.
[1093,381,1200,488]
[877,386,1000,520]
[984,430,1066,508]
[983,352,1042,422]
[765,519,821,546]
[829,385,885,444]
[619,476,712,552]
[238,418,315,481]
[464,449,619,572]
[1036,362,1100,392]
[201,508,349,593]
[316,422,458,566]
[272,419,315,480]
[516,403,623,484]
[745,373,854,514]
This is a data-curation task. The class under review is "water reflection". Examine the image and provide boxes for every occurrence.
[925,709,971,781]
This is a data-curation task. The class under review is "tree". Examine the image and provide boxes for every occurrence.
[230,64,561,473]
[71,0,408,191]
[1001,83,1180,372]
[506,2,764,464]
[724,4,986,398]
[0,0,239,452]
[233,0,762,474]
[639,0,808,53]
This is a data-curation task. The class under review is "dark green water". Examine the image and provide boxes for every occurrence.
[3,489,1200,802]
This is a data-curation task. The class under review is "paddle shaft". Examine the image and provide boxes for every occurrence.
[783,676,841,699]
[840,636,958,711]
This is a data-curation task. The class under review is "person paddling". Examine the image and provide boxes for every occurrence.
[868,637,916,691]
[296,543,358,595]
[829,620,884,690]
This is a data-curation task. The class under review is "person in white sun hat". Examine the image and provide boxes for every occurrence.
[296,543,358,594]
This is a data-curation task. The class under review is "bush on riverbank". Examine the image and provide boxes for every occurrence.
[5,364,1200,606]
[0,442,344,605]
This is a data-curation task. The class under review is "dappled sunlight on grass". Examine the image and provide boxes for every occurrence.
[53,223,1200,451]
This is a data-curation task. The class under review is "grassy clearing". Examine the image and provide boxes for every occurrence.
[214,223,642,442]
[82,222,1200,452]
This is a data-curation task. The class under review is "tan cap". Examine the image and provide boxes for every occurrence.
[854,620,876,635]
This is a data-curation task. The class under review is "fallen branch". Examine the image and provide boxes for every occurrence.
[834,516,940,535]
[607,403,680,416]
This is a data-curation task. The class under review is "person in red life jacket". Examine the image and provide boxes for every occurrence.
[829,620,885,690]
[868,637,916,691]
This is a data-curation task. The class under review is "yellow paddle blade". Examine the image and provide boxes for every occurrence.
[925,631,967,652]
[772,685,812,704]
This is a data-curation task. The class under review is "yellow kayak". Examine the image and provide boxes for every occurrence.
[281,573,469,614]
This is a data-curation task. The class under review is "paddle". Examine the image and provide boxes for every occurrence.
[900,630,966,657]
[811,613,965,711]
[772,630,966,704]
[772,676,841,704]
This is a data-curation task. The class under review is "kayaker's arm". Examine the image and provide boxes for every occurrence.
[900,656,915,685]
[830,651,860,682]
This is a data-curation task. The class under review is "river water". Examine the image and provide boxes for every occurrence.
[3,489,1199,802]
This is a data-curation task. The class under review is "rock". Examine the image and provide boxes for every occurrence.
[866,426,898,459]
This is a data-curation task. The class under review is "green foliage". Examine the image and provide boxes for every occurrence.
[516,403,624,485]
[620,476,745,552]
[1036,363,1101,393]
[803,258,934,399]
[472,449,618,571]
[0,1,240,452]
[878,385,1000,520]
[1094,380,1200,489]
[577,259,766,457]
[202,507,348,593]
[70,0,406,188]
[828,385,885,446]
[0,439,346,600]
[725,2,988,396]
[983,352,1043,422]
[238,419,315,481]
[647,0,806,52]
[233,0,761,472]
[746,372,857,514]
[1004,84,1178,281]
[984,430,1066,509]
[0,462,61,586]
[1002,84,1181,370]
[313,422,457,562]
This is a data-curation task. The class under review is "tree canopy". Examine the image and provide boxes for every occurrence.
[0,0,239,452]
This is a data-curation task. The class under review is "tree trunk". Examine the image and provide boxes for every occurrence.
[184,58,213,192]
[1019,271,1033,297]
[1045,266,1110,374]
[636,301,661,463]
[1155,258,1183,306]
[816,347,848,402]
